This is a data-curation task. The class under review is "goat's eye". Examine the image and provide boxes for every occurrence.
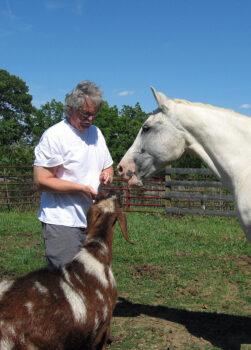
[142,125,150,133]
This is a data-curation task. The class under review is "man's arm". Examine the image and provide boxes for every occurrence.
[33,166,97,199]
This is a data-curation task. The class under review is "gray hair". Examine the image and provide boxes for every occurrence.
[64,80,102,115]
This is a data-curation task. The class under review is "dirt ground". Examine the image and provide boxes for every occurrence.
[111,259,251,350]
[112,297,251,350]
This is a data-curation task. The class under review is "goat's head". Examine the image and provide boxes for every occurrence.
[86,190,131,243]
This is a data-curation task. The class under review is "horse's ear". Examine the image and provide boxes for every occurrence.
[150,86,170,114]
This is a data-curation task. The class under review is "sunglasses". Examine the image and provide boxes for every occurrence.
[77,110,96,120]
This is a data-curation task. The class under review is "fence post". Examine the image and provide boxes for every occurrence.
[3,168,11,211]
[124,186,130,211]
[165,165,171,210]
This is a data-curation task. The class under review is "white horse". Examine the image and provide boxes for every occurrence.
[118,87,251,242]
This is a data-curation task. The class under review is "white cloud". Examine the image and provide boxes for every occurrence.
[3,0,17,20]
[45,1,66,10]
[117,90,135,97]
[0,28,13,38]
[240,104,251,110]
[72,0,83,15]
[0,1,32,37]
[45,0,83,15]
[1,0,17,21]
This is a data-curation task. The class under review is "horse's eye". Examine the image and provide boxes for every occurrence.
[142,125,150,133]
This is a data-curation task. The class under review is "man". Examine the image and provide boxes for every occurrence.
[34,81,113,269]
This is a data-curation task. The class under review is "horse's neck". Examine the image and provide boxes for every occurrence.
[176,104,251,190]
[187,142,221,178]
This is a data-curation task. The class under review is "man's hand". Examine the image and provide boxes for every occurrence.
[81,185,97,199]
[99,166,114,185]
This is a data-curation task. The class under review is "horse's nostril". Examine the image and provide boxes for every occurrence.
[126,170,134,178]
[117,165,123,174]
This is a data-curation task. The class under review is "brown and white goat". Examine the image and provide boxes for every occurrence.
[0,191,130,350]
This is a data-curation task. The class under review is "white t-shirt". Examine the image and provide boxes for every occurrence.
[34,119,113,228]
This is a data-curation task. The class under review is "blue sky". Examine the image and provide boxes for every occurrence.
[1,0,251,115]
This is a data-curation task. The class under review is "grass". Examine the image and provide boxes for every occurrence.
[0,211,250,349]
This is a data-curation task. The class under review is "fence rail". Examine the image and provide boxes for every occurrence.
[0,165,236,217]
[164,167,236,217]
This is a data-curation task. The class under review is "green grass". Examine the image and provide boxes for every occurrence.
[0,211,250,349]
[113,214,250,312]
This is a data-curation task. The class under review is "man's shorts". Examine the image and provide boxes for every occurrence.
[42,223,87,269]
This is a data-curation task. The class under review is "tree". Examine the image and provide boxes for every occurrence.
[95,101,147,165]
[0,142,35,166]
[119,102,147,121]
[112,103,147,164]
[0,69,34,146]
[0,69,65,165]
[31,99,64,145]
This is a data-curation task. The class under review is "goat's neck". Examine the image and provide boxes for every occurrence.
[86,223,115,264]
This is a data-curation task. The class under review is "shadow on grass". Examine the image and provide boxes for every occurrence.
[114,297,251,350]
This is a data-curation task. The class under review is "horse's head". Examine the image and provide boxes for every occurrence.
[118,87,186,186]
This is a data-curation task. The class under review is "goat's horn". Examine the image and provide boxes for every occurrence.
[117,211,134,244]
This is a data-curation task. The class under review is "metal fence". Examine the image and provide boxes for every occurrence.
[0,165,236,216]
[107,177,165,213]
[0,166,38,211]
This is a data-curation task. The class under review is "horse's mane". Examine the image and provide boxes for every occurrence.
[173,98,243,118]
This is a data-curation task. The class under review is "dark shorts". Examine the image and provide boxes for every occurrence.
[42,223,87,269]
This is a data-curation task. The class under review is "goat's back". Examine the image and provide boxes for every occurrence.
[0,245,117,349]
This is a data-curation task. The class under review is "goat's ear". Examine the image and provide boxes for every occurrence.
[117,210,134,244]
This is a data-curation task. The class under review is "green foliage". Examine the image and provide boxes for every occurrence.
[174,152,204,168]
[0,74,64,164]
[0,69,34,146]
[0,142,34,166]
[95,101,147,164]
[30,99,64,145]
